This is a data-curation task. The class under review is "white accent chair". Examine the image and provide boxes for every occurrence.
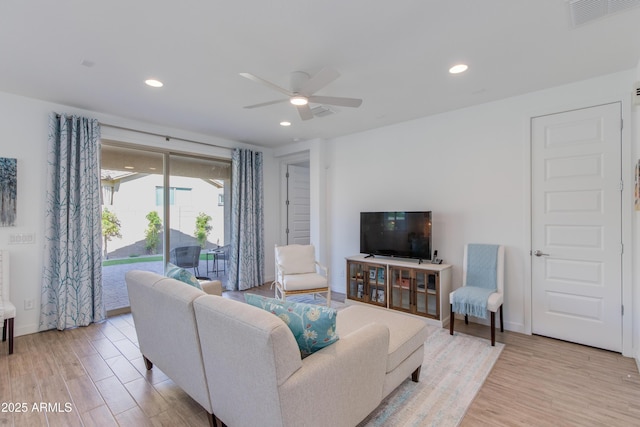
[449,244,505,346]
[1,250,15,354]
[274,244,331,306]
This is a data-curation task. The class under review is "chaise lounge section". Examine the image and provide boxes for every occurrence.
[337,304,429,398]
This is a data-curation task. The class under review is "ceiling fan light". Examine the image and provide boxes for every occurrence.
[290,96,308,106]
[145,78,164,87]
[449,64,468,74]
[280,121,291,127]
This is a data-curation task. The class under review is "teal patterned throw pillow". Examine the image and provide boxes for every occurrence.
[165,263,203,290]
[245,294,339,357]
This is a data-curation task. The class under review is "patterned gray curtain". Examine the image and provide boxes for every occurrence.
[40,113,104,331]
[228,148,264,291]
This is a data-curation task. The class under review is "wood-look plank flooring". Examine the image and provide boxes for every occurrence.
[1,284,638,426]
[456,320,640,427]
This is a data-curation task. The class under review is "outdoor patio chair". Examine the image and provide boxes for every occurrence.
[170,245,202,276]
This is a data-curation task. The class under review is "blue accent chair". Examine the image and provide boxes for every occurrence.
[449,244,505,346]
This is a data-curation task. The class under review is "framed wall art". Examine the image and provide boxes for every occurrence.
[0,157,17,226]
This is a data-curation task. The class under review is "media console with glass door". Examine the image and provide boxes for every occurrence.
[346,255,452,327]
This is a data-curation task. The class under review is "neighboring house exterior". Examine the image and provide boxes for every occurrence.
[101,171,226,258]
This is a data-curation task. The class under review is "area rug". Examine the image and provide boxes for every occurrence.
[359,326,504,427]
[285,294,346,310]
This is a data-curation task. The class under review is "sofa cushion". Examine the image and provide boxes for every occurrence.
[276,244,317,274]
[165,263,202,290]
[337,305,428,373]
[281,272,327,291]
[245,294,339,357]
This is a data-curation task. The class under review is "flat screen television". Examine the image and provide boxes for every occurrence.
[360,211,432,261]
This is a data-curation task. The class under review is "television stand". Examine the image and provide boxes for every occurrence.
[345,255,452,327]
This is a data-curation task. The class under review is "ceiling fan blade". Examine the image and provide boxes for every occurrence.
[297,104,314,121]
[243,99,289,109]
[299,67,340,95]
[239,73,293,97]
[308,95,363,108]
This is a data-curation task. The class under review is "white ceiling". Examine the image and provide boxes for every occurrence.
[1,1,639,148]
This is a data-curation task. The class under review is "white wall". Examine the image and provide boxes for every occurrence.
[326,70,637,349]
[0,90,277,337]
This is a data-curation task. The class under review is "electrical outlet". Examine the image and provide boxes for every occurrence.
[24,299,35,310]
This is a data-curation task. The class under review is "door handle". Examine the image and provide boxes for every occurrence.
[533,250,549,257]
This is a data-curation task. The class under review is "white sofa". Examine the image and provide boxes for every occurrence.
[126,270,428,427]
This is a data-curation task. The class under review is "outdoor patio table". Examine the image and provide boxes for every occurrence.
[206,249,224,276]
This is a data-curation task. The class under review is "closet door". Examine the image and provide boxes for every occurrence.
[531,103,622,352]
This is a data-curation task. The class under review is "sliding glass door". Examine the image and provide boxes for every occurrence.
[100,143,230,314]
[166,154,230,280]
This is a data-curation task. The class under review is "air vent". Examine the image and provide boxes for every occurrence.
[311,105,335,118]
[567,0,640,27]
[634,82,640,106]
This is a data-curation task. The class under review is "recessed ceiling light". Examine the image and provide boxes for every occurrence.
[290,96,308,106]
[145,79,164,88]
[124,166,135,170]
[280,121,291,127]
[449,64,468,74]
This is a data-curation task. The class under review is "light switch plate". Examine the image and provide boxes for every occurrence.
[9,233,35,244]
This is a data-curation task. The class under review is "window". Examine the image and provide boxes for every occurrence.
[155,186,192,206]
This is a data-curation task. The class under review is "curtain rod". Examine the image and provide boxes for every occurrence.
[101,123,233,151]
[55,113,233,152]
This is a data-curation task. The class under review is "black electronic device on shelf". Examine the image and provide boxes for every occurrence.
[360,211,432,262]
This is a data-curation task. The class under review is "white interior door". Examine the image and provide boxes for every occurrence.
[531,102,622,352]
[286,164,310,245]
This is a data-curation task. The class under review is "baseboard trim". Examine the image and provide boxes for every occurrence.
[107,307,131,317]
[15,323,39,338]
[452,313,525,334]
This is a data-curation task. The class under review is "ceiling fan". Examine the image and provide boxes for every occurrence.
[239,68,363,120]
